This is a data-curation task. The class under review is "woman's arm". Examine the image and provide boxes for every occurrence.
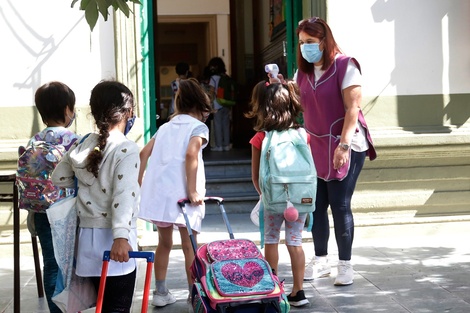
[334,85,362,170]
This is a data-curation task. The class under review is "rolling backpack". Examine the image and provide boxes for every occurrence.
[179,198,290,313]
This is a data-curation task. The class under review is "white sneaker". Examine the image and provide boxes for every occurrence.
[211,146,223,152]
[152,290,177,307]
[304,257,331,281]
[334,260,354,286]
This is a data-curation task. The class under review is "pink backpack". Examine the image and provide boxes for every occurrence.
[191,238,288,311]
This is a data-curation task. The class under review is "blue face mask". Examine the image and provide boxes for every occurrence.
[124,115,136,135]
[301,43,323,63]
[65,112,75,128]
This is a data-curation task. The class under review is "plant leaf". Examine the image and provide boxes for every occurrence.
[115,0,130,17]
[128,0,142,4]
[96,0,109,20]
[70,0,80,8]
[80,0,92,10]
[110,0,119,11]
[84,0,99,31]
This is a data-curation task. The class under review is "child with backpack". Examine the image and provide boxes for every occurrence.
[208,57,234,151]
[245,80,314,307]
[51,80,140,313]
[138,78,212,307]
[17,81,79,313]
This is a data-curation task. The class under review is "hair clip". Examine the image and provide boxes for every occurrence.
[265,82,270,86]
[94,146,100,152]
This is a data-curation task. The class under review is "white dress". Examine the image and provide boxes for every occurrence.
[138,114,209,232]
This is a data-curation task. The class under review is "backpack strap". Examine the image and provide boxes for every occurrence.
[79,133,91,144]
[259,200,265,248]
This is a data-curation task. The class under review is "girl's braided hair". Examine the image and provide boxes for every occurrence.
[85,80,134,177]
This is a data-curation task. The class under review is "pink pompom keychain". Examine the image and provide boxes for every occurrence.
[284,200,299,222]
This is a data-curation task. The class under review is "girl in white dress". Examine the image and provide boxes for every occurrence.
[138,78,212,307]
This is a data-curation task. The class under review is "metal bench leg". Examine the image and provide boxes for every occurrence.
[31,236,44,298]
[13,183,20,313]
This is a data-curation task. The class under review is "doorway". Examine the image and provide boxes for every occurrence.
[155,16,217,126]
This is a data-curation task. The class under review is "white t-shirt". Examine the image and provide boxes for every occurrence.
[294,57,368,152]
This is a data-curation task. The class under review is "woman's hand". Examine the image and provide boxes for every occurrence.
[268,73,285,84]
[333,147,349,170]
[110,238,132,262]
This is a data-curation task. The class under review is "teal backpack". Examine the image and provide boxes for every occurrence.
[259,128,317,214]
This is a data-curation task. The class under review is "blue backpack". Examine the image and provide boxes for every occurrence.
[259,128,317,214]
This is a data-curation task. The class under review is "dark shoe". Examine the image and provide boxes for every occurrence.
[287,290,309,307]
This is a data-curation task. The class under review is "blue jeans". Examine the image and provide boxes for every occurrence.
[34,213,61,313]
[311,150,366,261]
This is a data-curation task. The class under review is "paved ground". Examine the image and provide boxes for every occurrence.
[1,215,470,312]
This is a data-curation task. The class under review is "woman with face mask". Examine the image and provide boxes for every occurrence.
[270,17,377,287]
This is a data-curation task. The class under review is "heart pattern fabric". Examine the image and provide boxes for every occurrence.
[211,258,275,296]
[221,261,263,287]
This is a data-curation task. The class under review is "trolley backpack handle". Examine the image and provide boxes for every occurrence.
[97,251,155,313]
[102,250,154,262]
[178,196,234,255]
[177,196,224,206]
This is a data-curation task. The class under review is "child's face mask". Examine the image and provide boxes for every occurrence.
[124,115,136,135]
[66,112,76,128]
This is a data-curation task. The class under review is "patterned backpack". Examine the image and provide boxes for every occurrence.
[190,238,290,313]
[16,140,71,213]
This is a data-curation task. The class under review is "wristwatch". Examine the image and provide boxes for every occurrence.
[339,143,350,151]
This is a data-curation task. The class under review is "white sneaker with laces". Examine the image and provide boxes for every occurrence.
[152,290,177,307]
[304,257,331,281]
[334,260,354,286]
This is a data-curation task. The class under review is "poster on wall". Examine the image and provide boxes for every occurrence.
[270,0,286,41]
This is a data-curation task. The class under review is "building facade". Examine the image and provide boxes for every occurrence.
[1,0,469,220]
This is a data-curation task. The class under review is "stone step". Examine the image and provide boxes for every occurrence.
[206,177,256,195]
[205,160,251,179]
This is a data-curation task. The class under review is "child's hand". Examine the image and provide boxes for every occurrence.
[188,192,204,205]
[110,238,132,262]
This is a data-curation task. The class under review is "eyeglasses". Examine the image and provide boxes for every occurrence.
[298,17,319,26]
